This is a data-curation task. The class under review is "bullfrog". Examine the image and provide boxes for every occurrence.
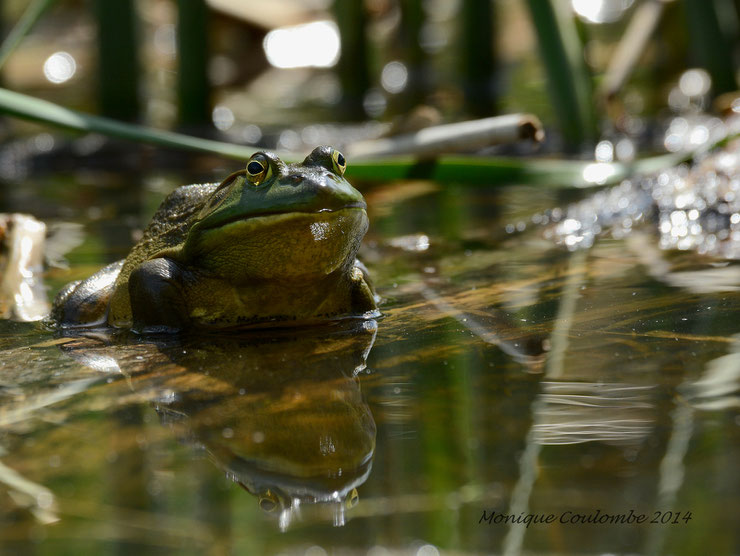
[52,146,378,332]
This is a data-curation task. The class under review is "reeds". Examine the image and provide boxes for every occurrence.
[176,0,211,127]
[525,0,597,149]
[92,0,140,121]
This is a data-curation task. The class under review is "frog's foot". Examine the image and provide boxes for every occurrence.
[128,258,189,333]
[51,260,124,327]
[350,263,379,314]
[353,259,372,287]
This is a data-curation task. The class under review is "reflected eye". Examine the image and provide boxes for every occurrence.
[345,487,359,508]
[246,154,271,185]
[331,149,347,176]
[258,489,279,512]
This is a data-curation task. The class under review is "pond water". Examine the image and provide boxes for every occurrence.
[1,155,739,555]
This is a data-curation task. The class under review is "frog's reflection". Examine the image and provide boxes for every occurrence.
[62,319,378,528]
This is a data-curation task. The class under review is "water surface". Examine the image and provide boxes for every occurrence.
[1,166,738,555]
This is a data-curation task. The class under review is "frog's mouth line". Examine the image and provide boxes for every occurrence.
[197,203,366,231]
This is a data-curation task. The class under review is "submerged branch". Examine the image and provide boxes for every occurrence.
[347,114,544,158]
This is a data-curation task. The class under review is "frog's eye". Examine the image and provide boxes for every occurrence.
[331,149,347,177]
[345,487,359,508]
[246,154,271,185]
[258,489,280,512]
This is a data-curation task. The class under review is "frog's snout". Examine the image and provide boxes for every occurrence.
[285,170,333,188]
[284,173,305,185]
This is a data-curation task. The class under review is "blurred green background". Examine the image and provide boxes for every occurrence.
[1,0,737,156]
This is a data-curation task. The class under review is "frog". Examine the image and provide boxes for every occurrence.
[51,146,378,333]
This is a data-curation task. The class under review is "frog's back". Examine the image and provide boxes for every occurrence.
[118,183,218,282]
[108,182,219,324]
[52,183,218,327]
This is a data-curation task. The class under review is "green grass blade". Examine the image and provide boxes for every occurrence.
[525,0,597,149]
[346,152,687,187]
[0,0,56,70]
[0,86,705,187]
[0,87,256,159]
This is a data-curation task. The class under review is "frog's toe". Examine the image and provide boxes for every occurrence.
[350,265,378,314]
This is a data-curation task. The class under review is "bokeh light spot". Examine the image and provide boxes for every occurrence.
[43,52,76,84]
[263,21,340,69]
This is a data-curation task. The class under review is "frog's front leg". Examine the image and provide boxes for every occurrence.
[128,258,190,333]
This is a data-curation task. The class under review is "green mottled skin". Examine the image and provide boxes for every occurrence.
[52,147,377,332]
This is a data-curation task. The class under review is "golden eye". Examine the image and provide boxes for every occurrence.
[246,154,271,185]
[258,489,279,512]
[331,149,347,176]
[345,488,359,508]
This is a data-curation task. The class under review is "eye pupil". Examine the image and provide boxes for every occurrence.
[336,152,345,167]
[247,161,264,175]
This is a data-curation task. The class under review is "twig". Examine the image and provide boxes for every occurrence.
[347,114,544,159]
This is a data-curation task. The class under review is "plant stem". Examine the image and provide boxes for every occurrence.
[525,0,597,150]
[332,0,371,119]
[0,0,56,71]
[0,86,707,187]
[177,0,211,126]
[684,0,738,95]
[92,0,140,120]
[0,86,254,159]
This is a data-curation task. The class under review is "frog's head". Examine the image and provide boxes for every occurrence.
[183,146,368,282]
